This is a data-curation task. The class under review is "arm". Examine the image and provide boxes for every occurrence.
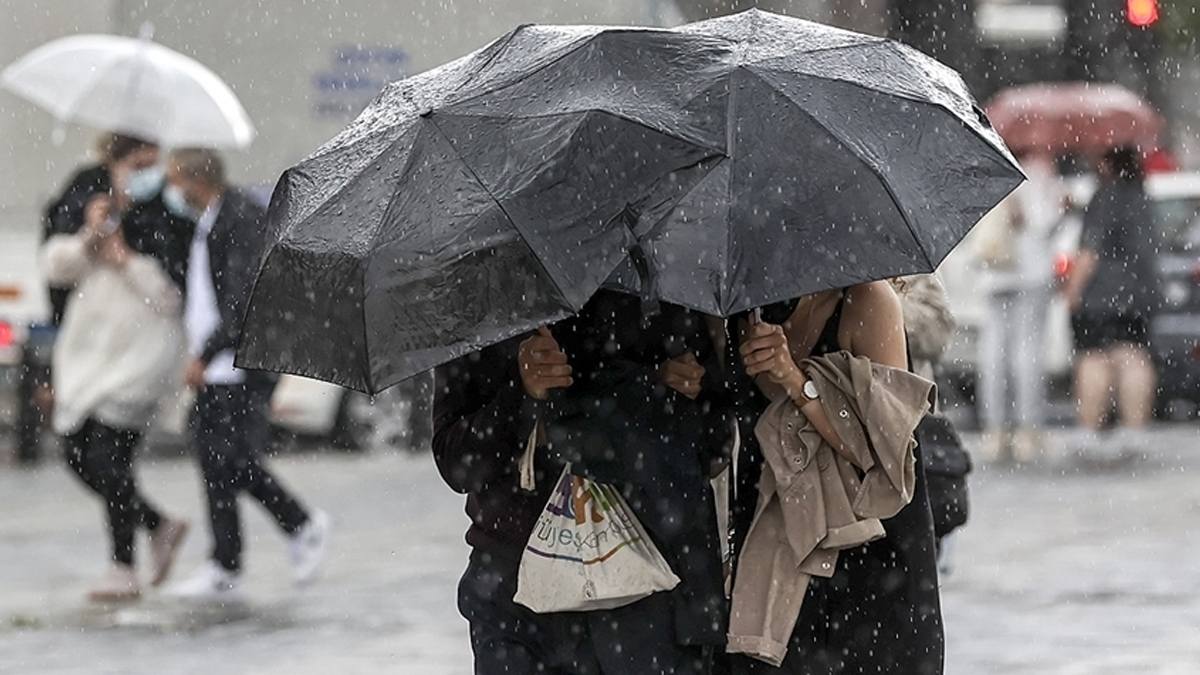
[740,281,907,463]
[432,341,533,494]
[41,194,114,285]
[1062,248,1098,314]
[1063,188,1110,313]
[41,232,94,286]
[201,205,264,364]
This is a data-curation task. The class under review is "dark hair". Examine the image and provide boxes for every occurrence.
[1103,146,1143,182]
[99,132,158,163]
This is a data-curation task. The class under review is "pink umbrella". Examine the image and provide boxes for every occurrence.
[984,81,1163,154]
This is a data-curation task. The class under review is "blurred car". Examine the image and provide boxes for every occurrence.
[938,170,1200,421]
[267,373,425,454]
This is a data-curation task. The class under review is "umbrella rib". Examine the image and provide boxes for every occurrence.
[443,29,675,114]
[748,67,1006,269]
[56,51,138,129]
[452,24,525,100]
[421,115,578,309]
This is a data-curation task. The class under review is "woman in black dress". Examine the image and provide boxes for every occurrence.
[727,280,944,675]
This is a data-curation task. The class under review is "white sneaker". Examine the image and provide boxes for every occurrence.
[289,509,330,586]
[168,561,242,602]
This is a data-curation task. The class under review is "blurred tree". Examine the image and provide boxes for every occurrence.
[1160,0,1200,52]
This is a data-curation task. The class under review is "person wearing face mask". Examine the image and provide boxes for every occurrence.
[42,133,192,325]
[163,147,330,601]
[41,177,193,603]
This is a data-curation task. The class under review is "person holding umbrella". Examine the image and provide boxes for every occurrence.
[163,148,330,600]
[433,289,730,675]
[725,281,942,674]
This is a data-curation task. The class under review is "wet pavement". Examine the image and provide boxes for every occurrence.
[2,425,1199,674]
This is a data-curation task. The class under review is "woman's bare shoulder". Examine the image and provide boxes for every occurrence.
[844,280,902,315]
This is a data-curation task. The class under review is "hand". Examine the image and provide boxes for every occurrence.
[656,352,705,400]
[518,326,573,400]
[83,195,117,244]
[184,359,207,391]
[95,229,131,268]
[740,321,806,397]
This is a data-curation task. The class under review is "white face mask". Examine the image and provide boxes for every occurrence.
[124,166,165,203]
[163,183,199,220]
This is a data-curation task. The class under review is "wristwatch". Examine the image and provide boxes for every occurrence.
[797,377,820,405]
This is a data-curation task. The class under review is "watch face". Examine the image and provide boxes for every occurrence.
[804,379,819,400]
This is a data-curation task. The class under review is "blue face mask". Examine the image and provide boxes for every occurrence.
[124,166,164,203]
[163,184,198,220]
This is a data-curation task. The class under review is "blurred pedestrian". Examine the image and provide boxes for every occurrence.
[42,132,190,324]
[725,282,941,674]
[894,275,971,574]
[163,148,330,601]
[893,274,956,387]
[42,184,191,603]
[973,149,1065,462]
[1062,146,1162,457]
[433,289,729,675]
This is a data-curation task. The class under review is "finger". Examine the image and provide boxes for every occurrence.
[740,347,776,367]
[536,375,574,391]
[522,335,558,351]
[739,331,787,353]
[749,321,777,338]
[670,362,705,380]
[532,364,573,378]
[740,334,786,355]
[680,352,700,366]
[744,361,772,378]
[527,350,569,365]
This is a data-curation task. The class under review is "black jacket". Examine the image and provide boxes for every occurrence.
[195,189,273,386]
[432,290,731,647]
[42,165,192,325]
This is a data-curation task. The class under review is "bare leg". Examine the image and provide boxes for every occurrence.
[1074,350,1112,430]
[1110,343,1156,428]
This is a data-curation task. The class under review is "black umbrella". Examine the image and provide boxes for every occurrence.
[237,10,1022,393]
[602,10,1025,315]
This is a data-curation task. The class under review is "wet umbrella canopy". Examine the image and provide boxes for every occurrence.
[237,9,1023,393]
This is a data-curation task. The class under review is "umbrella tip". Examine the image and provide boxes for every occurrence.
[138,22,155,41]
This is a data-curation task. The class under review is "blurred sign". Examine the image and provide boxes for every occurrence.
[976,1,1067,42]
[312,45,409,120]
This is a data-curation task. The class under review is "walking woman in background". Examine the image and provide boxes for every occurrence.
[724,281,942,675]
[42,148,191,603]
[1062,146,1162,458]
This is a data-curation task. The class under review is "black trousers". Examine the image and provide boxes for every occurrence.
[64,418,162,566]
[458,549,711,675]
[195,383,308,572]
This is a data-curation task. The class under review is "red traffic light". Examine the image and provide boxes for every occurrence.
[1127,0,1159,27]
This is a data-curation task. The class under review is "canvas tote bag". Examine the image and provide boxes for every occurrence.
[513,429,680,613]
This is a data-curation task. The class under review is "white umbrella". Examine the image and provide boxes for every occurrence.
[1,29,255,148]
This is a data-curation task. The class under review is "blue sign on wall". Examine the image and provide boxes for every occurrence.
[312,45,409,119]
